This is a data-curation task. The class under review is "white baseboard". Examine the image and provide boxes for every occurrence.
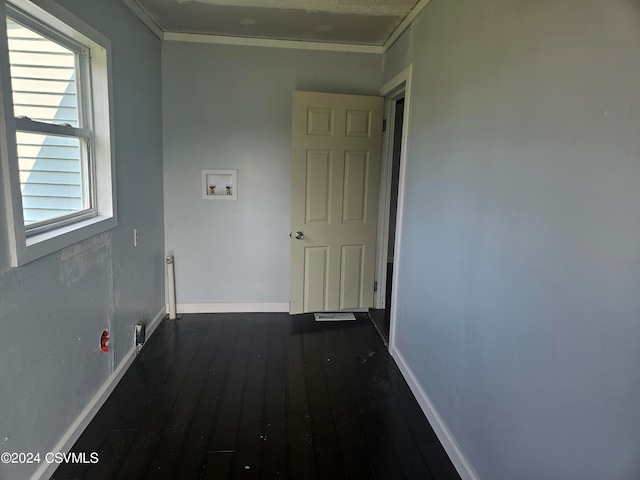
[170,303,289,313]
[144,306,165,338]
[390,346,480,480]
[32,306,165,480]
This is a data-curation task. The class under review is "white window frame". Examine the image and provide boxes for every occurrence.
[9,5,95,233]
[0,0,116,266]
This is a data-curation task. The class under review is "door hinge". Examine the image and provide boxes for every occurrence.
[382,119,387,132]
[374,281,378,292]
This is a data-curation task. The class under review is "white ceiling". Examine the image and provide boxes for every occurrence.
[126,0,424,47]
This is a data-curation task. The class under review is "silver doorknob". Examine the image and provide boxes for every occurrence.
[295,231,304,240]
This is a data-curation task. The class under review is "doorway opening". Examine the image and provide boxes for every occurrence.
[370,93,405,347]
[370,64,412,349]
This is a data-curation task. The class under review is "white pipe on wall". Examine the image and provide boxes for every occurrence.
[166,255,177,320]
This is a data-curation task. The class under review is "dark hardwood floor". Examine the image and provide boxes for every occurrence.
[52,313,461,480]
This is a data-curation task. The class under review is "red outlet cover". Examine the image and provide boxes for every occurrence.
[100,330,109,352]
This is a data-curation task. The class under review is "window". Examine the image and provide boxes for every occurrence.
[7,11,93,230]
[0,0,116,266]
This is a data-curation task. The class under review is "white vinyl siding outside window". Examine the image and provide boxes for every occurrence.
[0,0,116,266]
[6,12,93,230]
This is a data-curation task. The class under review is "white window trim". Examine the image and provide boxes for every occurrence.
[0,0,117,267]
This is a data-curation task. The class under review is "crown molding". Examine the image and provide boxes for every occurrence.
[383,0,434,52]
[163,32,383,54]
[119,0,163,39]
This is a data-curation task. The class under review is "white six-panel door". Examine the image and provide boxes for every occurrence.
[290,91,383,314]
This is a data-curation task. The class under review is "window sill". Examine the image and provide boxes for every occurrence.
[15,214,117,266]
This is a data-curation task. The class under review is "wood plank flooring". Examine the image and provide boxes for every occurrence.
[52,313,461,480]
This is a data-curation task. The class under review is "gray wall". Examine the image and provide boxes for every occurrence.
[384,0,640,479]
[0,1,164,478]
[162,42,381,308]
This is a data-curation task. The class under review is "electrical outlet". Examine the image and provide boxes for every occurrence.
[135,322,146,353]
[134,228,140,247]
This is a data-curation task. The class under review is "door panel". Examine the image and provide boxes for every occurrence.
[340,244,364,310]
[343,151,369,223]
[305,150,331,223]
[304,246,329,312]
[290,91,383,314]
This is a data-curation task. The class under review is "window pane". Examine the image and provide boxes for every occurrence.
[16,132,87,225]
[6,17,79,127]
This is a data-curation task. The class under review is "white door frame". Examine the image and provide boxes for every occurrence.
[374,64,413,349]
